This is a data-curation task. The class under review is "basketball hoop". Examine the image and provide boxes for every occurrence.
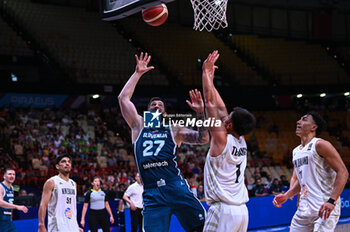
[190,0,228,32]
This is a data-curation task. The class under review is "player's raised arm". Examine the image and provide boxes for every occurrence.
[118,52,154,141]
[202,51,218,109]
[38,179,54,232]
[202,50,227,156]
[174,89,209,146]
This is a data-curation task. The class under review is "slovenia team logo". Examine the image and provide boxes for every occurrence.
[64,208,72,219]
[144,110,161,128]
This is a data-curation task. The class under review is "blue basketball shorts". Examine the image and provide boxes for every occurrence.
[142,179,205,232]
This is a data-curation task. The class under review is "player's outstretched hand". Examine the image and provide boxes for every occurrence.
[202,50,219,78]
[17,205,28,213]
[186,89,204,114]
[273,193,288,208]
[135,52,154,75]
[79,228,84,232]
[318,202,335,220]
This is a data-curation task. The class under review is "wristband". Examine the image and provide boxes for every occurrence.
[327,198,336,205]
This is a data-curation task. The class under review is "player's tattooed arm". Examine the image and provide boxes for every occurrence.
[174,112,209,145]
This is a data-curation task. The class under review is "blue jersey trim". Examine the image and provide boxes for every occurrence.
[133,127,144,185]
[169,126,183,179]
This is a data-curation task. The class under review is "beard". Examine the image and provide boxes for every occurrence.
[60,168,71,175]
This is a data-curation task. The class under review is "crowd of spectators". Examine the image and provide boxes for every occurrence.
[0,103,350,207]
[0,104,137,197]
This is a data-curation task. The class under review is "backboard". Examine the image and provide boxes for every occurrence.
[100,0,175,21]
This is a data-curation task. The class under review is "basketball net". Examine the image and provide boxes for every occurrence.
[190,0,228,32]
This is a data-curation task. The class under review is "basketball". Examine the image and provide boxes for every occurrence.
[142,4,168,27]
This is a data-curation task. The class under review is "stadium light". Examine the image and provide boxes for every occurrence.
[92,94,100,99]
[11,73,18,82]
[320,93,326,97]
[345,92,350,96]
[296,94,302,98]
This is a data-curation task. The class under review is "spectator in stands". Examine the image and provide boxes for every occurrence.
[253,178,268,197]
[19,189,28,196]
[264,174,273,189]
[115,183,126,199]
[102,182,115,201]
[280,175,290,188]
[269,178,283,195]
[196,184,205,201]
[253,169,262,181]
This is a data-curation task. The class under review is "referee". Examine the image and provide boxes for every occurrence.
[81,177,114,232]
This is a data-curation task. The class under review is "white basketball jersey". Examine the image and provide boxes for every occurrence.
[204,134,248,205]
[47,175,79,232]
[292,137,339,212]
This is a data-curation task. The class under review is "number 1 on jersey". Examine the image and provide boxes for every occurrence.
[235,163,242,183]
[143,140,165,157]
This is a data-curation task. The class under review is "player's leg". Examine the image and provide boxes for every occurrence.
[203,203,220,232]
[214,203,248,232]
[169,180,205,231]
[290,210,314,232]
[142,188,171,232]
[142,205,171,232]
[313,204,340,232]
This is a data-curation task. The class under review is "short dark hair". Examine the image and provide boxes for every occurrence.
[148,97,166,111]
[231,107,256,136]
[4,167,15,174]
[55,154,72,165]
[307,111,327,136]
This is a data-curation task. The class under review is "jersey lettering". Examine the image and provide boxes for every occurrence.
[61,188,76,195]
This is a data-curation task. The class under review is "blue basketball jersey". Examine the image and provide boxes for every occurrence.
[134,126,182,187]
[0,183,14,221]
